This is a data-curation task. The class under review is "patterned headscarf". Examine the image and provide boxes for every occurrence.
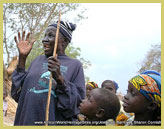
[49,21,76,42]
[129,71,161,107]
[87,82,98,89]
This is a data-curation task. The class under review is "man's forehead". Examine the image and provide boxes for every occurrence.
[46,26,57,32]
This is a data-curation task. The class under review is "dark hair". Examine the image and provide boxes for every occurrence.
[101,80,119,91]
[95,88,120,121]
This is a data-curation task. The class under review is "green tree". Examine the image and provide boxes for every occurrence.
[138,43,161,73]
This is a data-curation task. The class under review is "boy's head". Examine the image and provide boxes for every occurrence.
[123,71,161,120]
[79,88,120,121]
[101,80,119,94]
[86,82,98,98]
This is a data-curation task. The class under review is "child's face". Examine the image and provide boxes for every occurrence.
[122,82,149,114]
[102,83,116,94]
[79,89,99,120]
[86,84,94,97]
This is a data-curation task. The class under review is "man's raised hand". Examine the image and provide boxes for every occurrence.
[14,31,35,58]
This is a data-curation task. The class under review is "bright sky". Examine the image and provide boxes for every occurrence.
[71,3,161,94]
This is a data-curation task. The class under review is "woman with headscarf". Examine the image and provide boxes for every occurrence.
[122,70,161,125]
[86,81,98,98]
[11,21,85,125]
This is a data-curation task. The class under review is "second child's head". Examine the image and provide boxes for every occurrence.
[80,88,120,121]
[122,70,161,122]
[101,80,119,94]
[86,82,98,98]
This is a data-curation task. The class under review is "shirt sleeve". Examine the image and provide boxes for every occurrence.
[11,66,31,102]
[55,61,85,119]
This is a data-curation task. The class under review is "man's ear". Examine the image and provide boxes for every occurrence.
[96,109,105,118]
[147,101,158,111]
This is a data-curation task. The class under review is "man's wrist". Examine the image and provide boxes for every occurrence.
[18,55,27,68]
[56,76,64,85]
[56,78,67,91]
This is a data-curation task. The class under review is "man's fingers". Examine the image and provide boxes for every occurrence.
[48,59,60,66]
[48,56,58,62]
[48,65,59,73]
[48,56,56,61]
[48,60,59,66]
[22,31,25,41]
[18,32,21,42]
[26,32,30,41]
[14,36,18,44]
